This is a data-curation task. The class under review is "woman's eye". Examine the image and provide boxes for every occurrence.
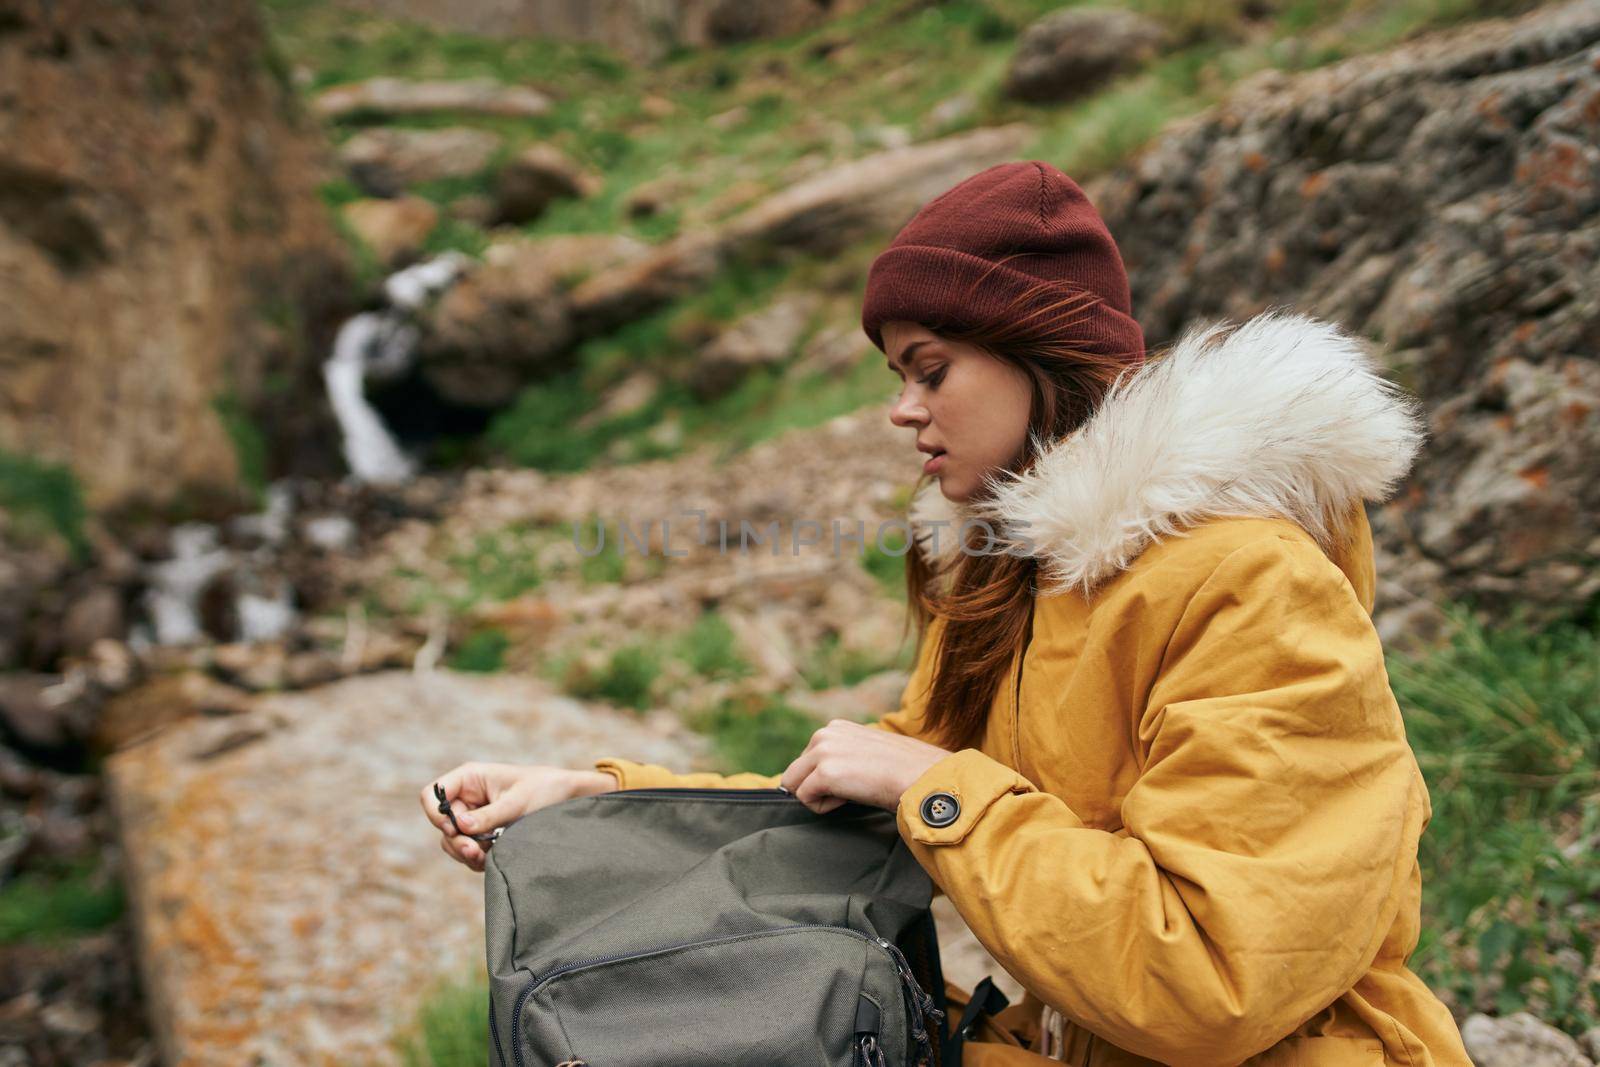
[917,368,947,388]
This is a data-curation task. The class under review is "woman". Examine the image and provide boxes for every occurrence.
[423,162,1473,1066]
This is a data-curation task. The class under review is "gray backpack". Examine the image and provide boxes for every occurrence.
[484,786,962,1067]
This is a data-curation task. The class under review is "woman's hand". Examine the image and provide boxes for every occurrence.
[422,762,617,872]
[780,720,954,815]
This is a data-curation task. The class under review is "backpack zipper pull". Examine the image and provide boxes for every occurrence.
[854,993,887,1067]
[876,937,944,1066]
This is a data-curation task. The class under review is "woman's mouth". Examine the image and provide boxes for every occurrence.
[922,449,947,475]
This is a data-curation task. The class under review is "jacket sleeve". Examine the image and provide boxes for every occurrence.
[593,620,944,789]
[892,536,1429,1066]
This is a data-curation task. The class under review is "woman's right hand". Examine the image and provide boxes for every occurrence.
[422,762,618,872]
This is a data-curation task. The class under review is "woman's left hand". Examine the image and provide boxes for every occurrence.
[780,720,955,814]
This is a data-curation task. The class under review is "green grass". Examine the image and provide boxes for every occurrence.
[0,448,89,559]
[394,969,489,1067]
[690,695,822,776]
[0,860,124,944]
[800,632,912,691]
[673,612,751,681]
[448,525,545,604]
[554,642,665,711]
[1393,607,1600,1033]
[862,530,911,598]
[448,627,510,672]
[212,392,271,502]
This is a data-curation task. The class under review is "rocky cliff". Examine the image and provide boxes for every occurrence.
[1092,0,1600,631]
[0,0,349,511]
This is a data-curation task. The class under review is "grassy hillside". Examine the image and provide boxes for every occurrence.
[263,0,1546,475]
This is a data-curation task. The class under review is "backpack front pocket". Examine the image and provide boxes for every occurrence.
[512,924,941,1067]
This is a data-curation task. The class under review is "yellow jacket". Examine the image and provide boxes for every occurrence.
[595,312,1473,1067]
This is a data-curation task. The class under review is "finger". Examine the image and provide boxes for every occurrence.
[814,795,846,814]
[440,828,485,868]
[792,763,838,814]
[455,791,524,835]
[779,747,822,795]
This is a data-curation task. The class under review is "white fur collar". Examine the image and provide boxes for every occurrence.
[908,309,1425,597]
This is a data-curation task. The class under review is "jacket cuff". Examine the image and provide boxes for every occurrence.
[896,748,1037,846]
[592,757,673,789]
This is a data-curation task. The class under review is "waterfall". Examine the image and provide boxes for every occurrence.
[322,254,470,485]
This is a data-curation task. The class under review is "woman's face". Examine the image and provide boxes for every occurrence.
[883,320,1033,503]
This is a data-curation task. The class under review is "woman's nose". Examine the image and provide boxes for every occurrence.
[889,388,928,428]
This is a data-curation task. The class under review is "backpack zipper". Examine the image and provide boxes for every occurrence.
[599,787,795,801]
[510,923,943,1067]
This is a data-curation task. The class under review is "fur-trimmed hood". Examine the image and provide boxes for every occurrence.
[909,309,1426,598]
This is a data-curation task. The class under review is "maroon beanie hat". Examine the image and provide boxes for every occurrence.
[861,160,1144,363]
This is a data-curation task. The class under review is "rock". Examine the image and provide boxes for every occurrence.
[1003,7,1170,103]
[0,533,71,669]
[0,672,96,754]
[623,174,693,220]
[1580,1027,1600,1062]
[300,514,357,553]
[718,122,1034,259]
[210,641,290,692]
[59,585,125,659]
[338,127,503,198]
[106,670,707,1064]
[0,0,350,511]
[1092,0,1600,626]
[576,372,661,430]
[639,94,676,119]
[926,92,979,133]
[688,294,822,400]
[486,232,649,288]
[572,123,1032,334]
[788,669,912,722]
[417,243,577,407]
[86,639,140,693]
[340,197,439,268]
[95,672,255,752]
[795,321,869,379]
[448,193,496,227]
[704,0,832,43]
[492,144,600,225]
[0,927,147,1064]
[1461,1012,1593,1066]
[312,77,553,121]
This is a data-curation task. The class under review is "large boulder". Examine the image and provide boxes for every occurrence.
[688,293,822,399]
[1461,1012,1593,1067]
[572,123,1033,334]
[341,196,440,268]
[1091,0,1600,628]
[106,670,704,1064]
[492,144,602,226]
[417,241,578,407]
[1003,7,1170,103]
[0,0,350,510]
[339,127,503,198]
[313,77,553,121]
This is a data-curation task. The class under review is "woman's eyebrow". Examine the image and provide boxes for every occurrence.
[886,339,934,372]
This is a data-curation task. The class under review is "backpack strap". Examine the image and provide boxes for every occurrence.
[940,975,1011,1067]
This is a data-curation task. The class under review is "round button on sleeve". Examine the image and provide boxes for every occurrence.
[919,791,961,828]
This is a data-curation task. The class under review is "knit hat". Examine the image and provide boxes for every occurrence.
[860,161,1145,362]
